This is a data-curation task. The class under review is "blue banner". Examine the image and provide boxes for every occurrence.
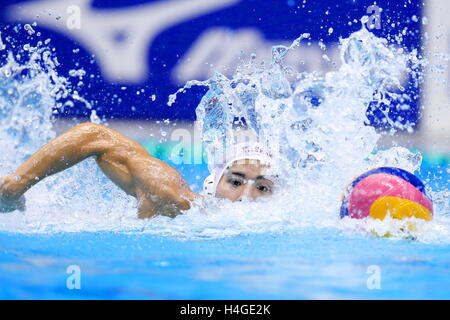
[0,0,422,127]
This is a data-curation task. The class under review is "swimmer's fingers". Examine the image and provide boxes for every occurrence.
[0,195,26,213]
[0,176,27,213]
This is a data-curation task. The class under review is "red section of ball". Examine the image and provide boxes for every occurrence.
[347,173,433,219]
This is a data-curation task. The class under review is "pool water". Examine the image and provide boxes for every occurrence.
[1,219,449,299]
[0,21,449,300]
[0,156,449,300]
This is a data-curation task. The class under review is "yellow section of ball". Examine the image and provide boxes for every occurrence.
[369,196,433,221]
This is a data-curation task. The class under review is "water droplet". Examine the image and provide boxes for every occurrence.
[24,24,35,35]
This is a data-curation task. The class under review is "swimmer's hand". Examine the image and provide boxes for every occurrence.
[0,194,26,213]
[127,156,201,219]
[0,177,26,213]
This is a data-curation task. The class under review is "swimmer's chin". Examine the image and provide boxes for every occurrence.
[0,195,26,213]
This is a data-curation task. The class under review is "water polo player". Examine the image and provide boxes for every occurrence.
[0,123,433,221]
[0,123,276,218]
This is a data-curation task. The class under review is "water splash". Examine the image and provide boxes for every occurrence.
[191,25,416,184]
[166,24,449,242]
[0,27,136,233]
[0,24,448,242]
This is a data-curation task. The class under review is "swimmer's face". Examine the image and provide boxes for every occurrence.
[215,160,274,201]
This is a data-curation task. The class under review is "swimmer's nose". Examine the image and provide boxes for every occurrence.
[237,184,253,201]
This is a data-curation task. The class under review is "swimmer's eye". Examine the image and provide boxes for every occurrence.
[256,184,272,193]
[228,178,244,187]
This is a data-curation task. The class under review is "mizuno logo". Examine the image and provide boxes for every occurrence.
[6,0,240,83]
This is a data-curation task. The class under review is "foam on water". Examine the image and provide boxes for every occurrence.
[0,23,448,242]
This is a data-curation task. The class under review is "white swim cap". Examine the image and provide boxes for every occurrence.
[203,142,274,196]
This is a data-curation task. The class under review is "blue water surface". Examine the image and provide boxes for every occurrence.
[1,228,450,299]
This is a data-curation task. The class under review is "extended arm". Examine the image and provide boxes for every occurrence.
[0,123,199,218]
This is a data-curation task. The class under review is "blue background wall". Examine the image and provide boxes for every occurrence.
[0,0,422,129]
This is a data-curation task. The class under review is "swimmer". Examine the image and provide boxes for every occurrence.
[0,123,275,218]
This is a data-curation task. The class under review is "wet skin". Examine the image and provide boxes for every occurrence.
[0,123,274,218]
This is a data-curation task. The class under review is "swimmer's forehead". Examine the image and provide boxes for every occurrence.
[224,160,273,180]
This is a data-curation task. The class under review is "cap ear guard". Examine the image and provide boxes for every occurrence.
[203,173,216,196]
